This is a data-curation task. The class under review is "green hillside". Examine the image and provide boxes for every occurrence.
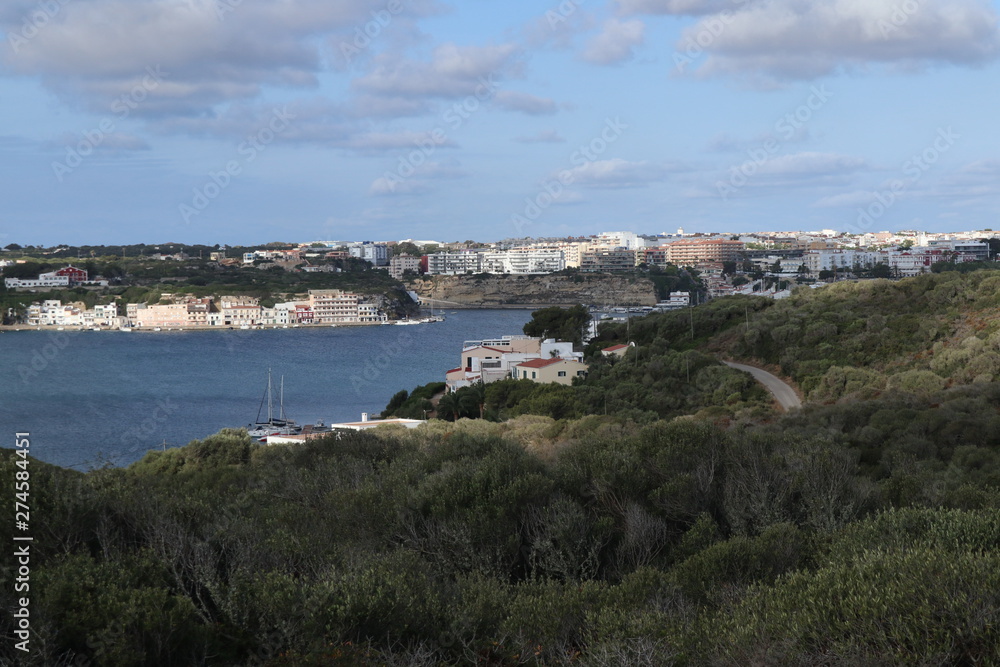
[7,271,1000,665]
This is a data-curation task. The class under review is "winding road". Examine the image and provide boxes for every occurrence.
[723,361,802,411]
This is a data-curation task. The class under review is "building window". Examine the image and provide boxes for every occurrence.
[558,371,566,377]
[532,372,536,379]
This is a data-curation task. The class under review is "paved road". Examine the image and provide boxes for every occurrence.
[723,361,802,410]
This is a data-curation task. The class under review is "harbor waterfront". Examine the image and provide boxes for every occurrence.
[0,309,533,470]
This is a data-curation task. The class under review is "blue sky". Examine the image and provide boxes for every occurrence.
[2,0,999,246]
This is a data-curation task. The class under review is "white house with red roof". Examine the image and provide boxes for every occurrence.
[512,357,589,386]
[445,335,585,391]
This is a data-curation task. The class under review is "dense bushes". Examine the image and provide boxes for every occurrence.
[717,271,1000,400]
[6,408,1000,665]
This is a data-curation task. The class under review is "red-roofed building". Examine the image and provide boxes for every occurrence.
[513,357,589,385]
[601,343,633,358]
[53,265,88,283]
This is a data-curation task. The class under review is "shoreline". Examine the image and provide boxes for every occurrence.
[0,306,544,332]
[0,321,399,333]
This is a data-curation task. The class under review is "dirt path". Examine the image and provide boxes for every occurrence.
[722,361,802,410]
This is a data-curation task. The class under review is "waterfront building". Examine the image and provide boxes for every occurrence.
[445,336,583,391]
[308,290,385,323]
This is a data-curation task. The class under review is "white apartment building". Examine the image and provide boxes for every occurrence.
[427,251,484,275]
[5,274,70,289]
[803,250,880,273]
[594,231,647,251]
[348,243,390,267]
[482,248,565,274]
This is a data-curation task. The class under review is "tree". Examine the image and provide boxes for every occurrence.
[4,243,22,251]
[394,242,421,257]
[871,263,892,279]
[722,261,737,276]
[980,237,1000,260]
[436,392,461,421]
[523,304,590,346]
[2,261,44,278]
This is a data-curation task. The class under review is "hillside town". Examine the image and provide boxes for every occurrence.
[241,229,997,280]
[3,227,998,327]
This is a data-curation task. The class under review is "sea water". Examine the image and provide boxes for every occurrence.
[0,310,532,469]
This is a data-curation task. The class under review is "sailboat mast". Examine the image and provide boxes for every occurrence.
[267,369,273,422]
[280,376,286,421]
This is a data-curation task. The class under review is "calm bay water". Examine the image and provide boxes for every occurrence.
[0,310,533,470]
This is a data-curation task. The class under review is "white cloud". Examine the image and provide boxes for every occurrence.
[0,0,441,115]
[561,158,677,189]
[493,91,557,115]
[54,131,150,153]
[617,0,733,16]
[353,43,521,98]
[514,129,566,144]
[368,159,468,196]
[814,190,881,208]
[581,18,645,65]
[675,0,1000,83]
[755,152,866,177]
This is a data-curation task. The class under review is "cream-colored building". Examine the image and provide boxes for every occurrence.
[512,357,589,385]
[308,290,386,323]
[665,239,744,265]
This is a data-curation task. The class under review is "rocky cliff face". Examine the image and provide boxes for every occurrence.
[407,274,658,308]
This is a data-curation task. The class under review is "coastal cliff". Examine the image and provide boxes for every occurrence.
[407,273,658,308]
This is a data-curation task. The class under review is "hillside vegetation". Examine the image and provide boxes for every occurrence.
[4,409,1000,665]
[715,271,1000,401]
[7,270,1000,665]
